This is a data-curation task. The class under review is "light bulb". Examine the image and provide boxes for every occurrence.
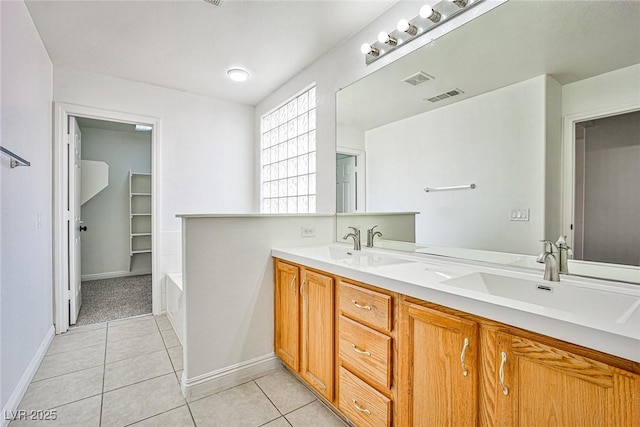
[397,19,418,36]
[227,68,249,82]
[360,43,380,56]
[396,19,409,32]
[377,31,398,46]
[449,0,469,8]
[420,5,442,23]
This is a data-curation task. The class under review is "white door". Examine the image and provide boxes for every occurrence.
[68,117,82,324]
[336,154,357,213]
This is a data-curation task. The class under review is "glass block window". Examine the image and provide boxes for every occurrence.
[260,85,317,213]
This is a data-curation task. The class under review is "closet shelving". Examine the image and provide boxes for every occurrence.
[129,170,152,270]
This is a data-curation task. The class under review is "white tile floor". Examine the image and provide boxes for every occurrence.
[10,315,348,427]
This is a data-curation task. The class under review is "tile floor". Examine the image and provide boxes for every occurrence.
[10,315,348,427]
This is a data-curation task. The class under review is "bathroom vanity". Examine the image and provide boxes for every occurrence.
[272,244,640,427]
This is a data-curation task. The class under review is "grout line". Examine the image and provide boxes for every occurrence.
[99,321,109,427]
[282,399,317,417]
[185,377,255,405]
[185,402,198,426]
[122,403,187,427]
[103,371,177,395]
[254,380,283,416]
[29,361,107,384]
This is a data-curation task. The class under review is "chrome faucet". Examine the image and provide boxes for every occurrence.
[555,235,572,275]
[366,225,383,248]
[343,226,361,251]
[536,240,560,282]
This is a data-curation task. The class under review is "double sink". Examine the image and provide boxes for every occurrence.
[304,245,640,328]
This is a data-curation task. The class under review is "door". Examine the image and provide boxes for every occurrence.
[398,301,479,426]
[274,260,300,370]
[68,117,82,324]
[301,269,334,400]
[496,331,640,426]
[336,154,357,213]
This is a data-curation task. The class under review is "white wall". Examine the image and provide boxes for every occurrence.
[365,76,557,255]
[1,0,54,418]
[53,67,256,284]
[562,64,640,117]
[181,215,334,396]
[80,127,151,278]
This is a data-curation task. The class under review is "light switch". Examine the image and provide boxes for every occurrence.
[510,208,530,221]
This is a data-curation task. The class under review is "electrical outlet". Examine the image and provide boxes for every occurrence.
[301,226,315,237]
[510,208,530,221]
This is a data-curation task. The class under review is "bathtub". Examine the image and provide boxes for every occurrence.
[166,273,184,345]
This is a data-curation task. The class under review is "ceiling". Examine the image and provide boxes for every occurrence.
[338,0,640,131]
[25,0,397,106]
[76,117,141,133]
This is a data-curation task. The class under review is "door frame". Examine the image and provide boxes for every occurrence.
[53,102,161,334]
[335,148,365,213]
[561,101,640,250]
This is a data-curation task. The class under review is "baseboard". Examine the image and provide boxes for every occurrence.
[81,270,151,281]
[1,326,54,427]
[181,353,280,398]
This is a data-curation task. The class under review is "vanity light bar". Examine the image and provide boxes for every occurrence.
[361,0,484,65]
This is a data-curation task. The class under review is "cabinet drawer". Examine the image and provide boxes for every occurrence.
[339,281,392,333]
[339,315,391,390]
[339,367,391,427]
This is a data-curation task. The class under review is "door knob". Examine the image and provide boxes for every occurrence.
[80,225,87,232]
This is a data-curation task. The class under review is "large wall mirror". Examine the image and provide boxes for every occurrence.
[336,0,640,283]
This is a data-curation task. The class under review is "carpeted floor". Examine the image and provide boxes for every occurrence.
[75,274,152,326]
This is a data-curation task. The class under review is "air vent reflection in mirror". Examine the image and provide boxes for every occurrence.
[425,88,465,103]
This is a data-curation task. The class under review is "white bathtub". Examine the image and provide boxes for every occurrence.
[166,273,184,346]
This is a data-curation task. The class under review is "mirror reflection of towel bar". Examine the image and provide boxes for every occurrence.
[1,146,31,168]
[424,183,475,192]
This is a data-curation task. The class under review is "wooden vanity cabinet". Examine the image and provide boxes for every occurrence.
[274,260,300,371]
[494,331,640,427]
[300,269,335,401]
[275,259,640,427]
[274,260,335,401]
[397,299,479,427]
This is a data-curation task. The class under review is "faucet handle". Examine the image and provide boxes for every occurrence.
[368,225,379,233]
[348,226,360,236]
[539,240,558,253]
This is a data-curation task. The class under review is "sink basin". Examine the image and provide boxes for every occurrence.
[443,272,640,324]
[330,248,411,268]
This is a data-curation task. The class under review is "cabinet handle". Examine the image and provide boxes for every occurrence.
[351,343,371,357]
[289,275,297,295]
[352,399,371,415]
[351,300,372,310]
[300,279,307,296]
[460,337,469,377]
[499,351,509,396]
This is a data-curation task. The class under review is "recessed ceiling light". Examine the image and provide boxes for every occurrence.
[135,124,152,132]
[227,68,249,82]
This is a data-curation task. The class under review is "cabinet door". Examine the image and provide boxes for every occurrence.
[274,260,300,371]
[496,331,640,427]
[301,269,335,401]
[398,301,479,427]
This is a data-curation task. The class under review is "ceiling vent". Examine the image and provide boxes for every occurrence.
[203,0,223,6]
[425,88,465,103]
[403,71,434,86]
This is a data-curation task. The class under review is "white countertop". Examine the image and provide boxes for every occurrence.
[272,244,640,363]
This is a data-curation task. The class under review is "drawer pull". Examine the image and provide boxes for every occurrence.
[352,300,372,310]
[352,399,371,415]
[499,351,509,396]
[460,337,469,377]
[351,343,372,357]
